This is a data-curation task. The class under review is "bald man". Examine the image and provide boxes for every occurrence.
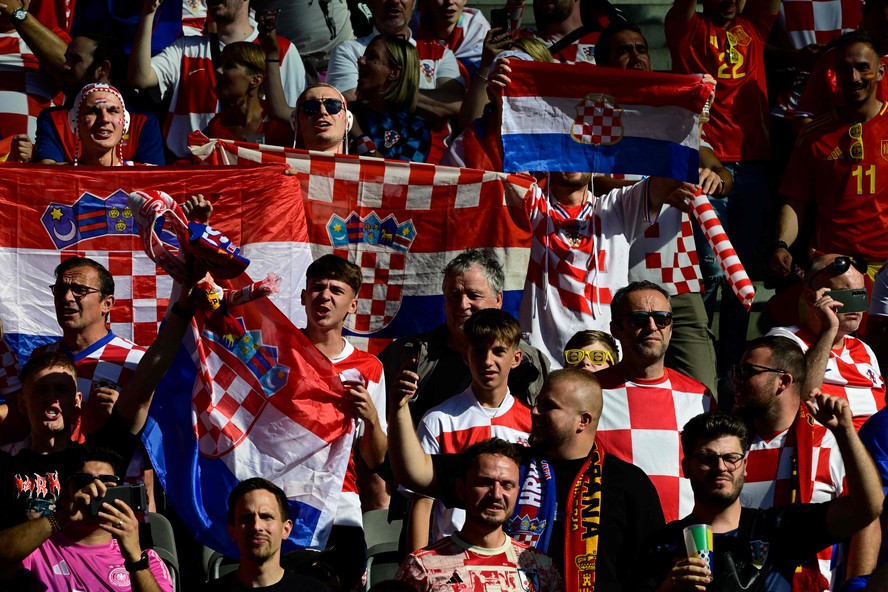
[388,368,664,590]
[768,254,886,430]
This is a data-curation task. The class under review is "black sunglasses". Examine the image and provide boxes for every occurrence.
[625,311,673,328]
[730,363,786,382]
[300,98,344,116]
[69,473,121,489]
[807,255,868,285]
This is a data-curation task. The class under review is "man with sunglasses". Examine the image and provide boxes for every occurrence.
[0,448,172,590]
[773,31,888,281]
[595,281,716,523]
[642,407,882,592]
[768,254,885,430]
[733,335,876,588]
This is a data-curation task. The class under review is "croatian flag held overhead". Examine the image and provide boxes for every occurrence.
[0,165,351,556]
[501,60,714,180]
[190,135,537,354]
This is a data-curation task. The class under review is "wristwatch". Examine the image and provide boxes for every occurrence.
[124,551,150,573]
[11,8,27,22]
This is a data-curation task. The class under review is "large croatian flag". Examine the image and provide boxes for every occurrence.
[191,136,537,353]
[501,60,714,180]
[0,164,351,556]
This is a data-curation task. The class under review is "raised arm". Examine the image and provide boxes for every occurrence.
[387,366,439,497]
[0,0,67,81]
[647,177,698,220]
[666,0,698,24]
[811,394,884,539]
[127,0,161,90]
[770,199,805,278]
[798,288,842,398]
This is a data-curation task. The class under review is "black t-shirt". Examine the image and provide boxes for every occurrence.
[640,504,837,592]
[431,446,666,591]
[201,569,331,592]
[0,412,139,528]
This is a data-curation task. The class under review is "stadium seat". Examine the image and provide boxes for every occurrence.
[146,512,180,592]
[362,509,403,590]
[202,545,240,581]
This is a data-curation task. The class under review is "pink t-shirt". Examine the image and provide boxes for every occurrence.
[20,534,172,591]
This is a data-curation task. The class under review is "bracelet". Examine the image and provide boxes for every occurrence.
[47,511,62,533]
[772,240,789,252]
[265,58,280,63]
[171,302,195,319]
[476,73,489,82]
[353,134,378,155]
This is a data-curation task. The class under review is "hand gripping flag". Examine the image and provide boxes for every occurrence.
[500,60,714,180]
[0,164,353,556]
[190,134,537,353]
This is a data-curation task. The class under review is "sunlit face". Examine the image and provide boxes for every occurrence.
[466,339,522,393]
[52,265,113,336]
[836,42,885,108]
[369,0,415,33]
[78,91,126,154]
[530,379,581,450]
[732,347,784,420]
[63,37,99,95]
[357,38,399,99]
[228,489,293,564]
[442,265,503,338]
[457,453,520,529]
[20,365,82,439]
[297,86,349,153]
[610,290,672,364]
[606,30,650,71]
[301,277,358,333]
[565,341,614,372]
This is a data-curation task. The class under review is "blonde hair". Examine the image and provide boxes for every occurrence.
[512,35,554,63]
[376,35,420,113]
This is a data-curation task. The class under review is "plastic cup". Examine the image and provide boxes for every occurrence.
[683,523,713,573]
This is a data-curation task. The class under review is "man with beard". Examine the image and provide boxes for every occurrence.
[203,478,330,591]
[641,410,881,592]
[768,254,885,430]
[773,32,888,281]
[390,368,665,590]
[128,0,306,159]
[595,281,716,524]
[733,336,877,588]
[396,438,562,591]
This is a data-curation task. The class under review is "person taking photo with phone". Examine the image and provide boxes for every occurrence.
[0,448,172,590]
[767,253,886,431]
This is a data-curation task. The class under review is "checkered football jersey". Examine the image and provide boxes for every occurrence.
[741,423,845,588]
[595,366,716,523]
[31,332,146,404]
[418,387,531,541]
[768,326,886,430]
[151,29,305,158]
[520,180,652,368]
[0,29,67,140]
[777,0,862,49]
[331,339,386,529]
[0,338,21,397]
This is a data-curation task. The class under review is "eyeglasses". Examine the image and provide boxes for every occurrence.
[564,349,615,367]
[299,98,344,116]
[693,452,745,471]
[730,363,786,382]
[806,254,868,286]
[49,283,102,300]
[69,473,121,489]
[849,123,864,160]
[624,311,673,329]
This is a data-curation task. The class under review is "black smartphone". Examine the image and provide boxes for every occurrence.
[490,8,510,33]
[89,484,147,516]
[402,341,420,401]
[829,288,869,313]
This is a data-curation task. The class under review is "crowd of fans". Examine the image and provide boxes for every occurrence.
[4,0,888,589]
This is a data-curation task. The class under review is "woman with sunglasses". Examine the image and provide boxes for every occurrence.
[204,42,293,148]
[351,35,448,163]
[563,330,619,372]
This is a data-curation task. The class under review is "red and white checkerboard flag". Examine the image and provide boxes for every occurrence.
[189,133,537,354]
[691,191,755,311]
